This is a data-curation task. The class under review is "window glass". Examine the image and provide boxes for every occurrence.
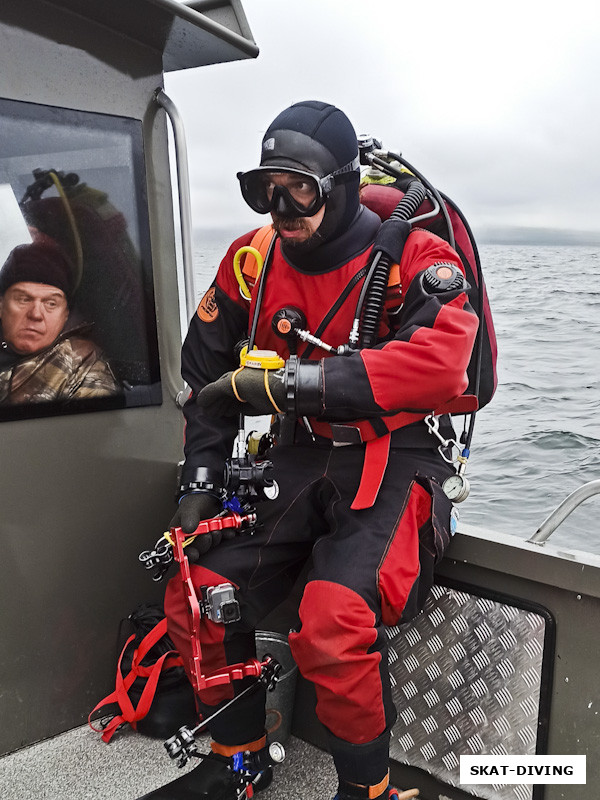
[0,97,161,420]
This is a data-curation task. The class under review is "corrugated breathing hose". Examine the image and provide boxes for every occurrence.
[358,180,427,348]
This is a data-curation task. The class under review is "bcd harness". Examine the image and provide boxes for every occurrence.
[233,188,489,511]
[236,225,430,510]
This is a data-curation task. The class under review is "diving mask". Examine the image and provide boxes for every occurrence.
[237,158,359,218]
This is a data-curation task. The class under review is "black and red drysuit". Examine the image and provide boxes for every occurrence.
[164,214,478,775]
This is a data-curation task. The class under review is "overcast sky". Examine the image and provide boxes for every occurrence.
[164,0,600,236]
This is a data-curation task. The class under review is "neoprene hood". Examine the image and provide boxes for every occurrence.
[260,100,361,248]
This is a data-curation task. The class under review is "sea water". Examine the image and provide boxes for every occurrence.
[191,234,600,556]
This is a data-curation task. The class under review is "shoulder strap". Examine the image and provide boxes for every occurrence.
[240,225,275,293]
[387,262,401,290]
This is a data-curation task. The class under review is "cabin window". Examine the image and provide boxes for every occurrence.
[0,97,161,420]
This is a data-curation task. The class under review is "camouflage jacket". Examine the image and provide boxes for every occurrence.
[0,324,121,404]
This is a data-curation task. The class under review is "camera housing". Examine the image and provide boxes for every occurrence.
[201,583,241,624]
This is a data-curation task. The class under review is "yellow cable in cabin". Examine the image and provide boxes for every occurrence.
[49,171,84,290]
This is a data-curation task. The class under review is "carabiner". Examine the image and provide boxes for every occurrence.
[424,414,462,464]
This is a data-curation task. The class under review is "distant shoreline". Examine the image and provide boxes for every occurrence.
[193,226,600,248]
[473,227,600,246]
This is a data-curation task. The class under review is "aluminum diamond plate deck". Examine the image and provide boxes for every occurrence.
[387,584,549,800]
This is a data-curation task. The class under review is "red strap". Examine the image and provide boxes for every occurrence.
[241,224,275,291]
[135,617,168,659]
[88,620,184,742]
[309,418,380,443]
[434,394,479,415]
[130,617,183,677]
[96,649,175,743]
[350,434,391,510]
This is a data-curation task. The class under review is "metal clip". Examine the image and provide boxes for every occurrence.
[164,725,198,768]
[138,536,174,581]
[424,414,461,464]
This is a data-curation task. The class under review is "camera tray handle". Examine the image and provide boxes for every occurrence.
[166,508,257,547]
[169,522,277,694]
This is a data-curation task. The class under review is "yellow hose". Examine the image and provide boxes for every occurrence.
[164,530,196,549]
[233,245,264,300]
[49,171,83,290]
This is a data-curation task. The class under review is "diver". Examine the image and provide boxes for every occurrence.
[152,101,478,800]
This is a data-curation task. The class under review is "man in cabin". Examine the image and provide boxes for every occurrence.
[160,101,478,800]
[0,240,121,404]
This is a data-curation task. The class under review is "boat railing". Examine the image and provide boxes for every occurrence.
[527,478,600,544]
[155,89,195,323]
[155,88,194,407]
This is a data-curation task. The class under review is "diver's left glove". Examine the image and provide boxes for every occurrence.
[197,366,286,416]
[197,357,323,419]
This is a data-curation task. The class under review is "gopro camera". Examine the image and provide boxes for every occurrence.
[201,583,241,624]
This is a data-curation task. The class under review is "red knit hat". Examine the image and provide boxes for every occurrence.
[0,240,75,301]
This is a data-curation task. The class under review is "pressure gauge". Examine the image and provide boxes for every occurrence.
[263,481,280,501]
[442,473,470,503]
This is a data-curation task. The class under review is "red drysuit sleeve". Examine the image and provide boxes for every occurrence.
[318,229,479,419]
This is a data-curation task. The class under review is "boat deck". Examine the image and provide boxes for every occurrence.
[0,727,337,800]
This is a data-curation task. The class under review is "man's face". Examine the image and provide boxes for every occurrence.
[0,281,69,355]
[267,172,326,243]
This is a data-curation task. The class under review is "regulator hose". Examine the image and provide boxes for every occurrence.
[370,151,455,250]
[358,180,427,348]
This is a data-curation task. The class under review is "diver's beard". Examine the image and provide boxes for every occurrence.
[272,214,324,252]
[281,228,324,253]
[271,213,311,236]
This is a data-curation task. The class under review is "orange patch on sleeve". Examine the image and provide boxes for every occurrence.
[197,287,219,322]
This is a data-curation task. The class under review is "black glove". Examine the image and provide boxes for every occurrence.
[197,367,286,417]
[169,492,226,556]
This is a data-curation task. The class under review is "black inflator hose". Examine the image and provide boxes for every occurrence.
[371,152,455,250]
[358,180,427,348]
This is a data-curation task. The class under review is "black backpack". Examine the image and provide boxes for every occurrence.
[89,604,197,741]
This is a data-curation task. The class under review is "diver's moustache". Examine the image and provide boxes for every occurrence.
[272,215,309,232]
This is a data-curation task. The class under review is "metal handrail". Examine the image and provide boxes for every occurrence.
[155,88,194,408]
[164,0,259,59]
[154,88,196,324]
[527,479,600,544]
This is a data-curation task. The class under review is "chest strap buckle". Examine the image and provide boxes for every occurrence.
[330,423,363,446]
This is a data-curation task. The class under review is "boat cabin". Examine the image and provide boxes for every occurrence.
[0,0,257,754]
